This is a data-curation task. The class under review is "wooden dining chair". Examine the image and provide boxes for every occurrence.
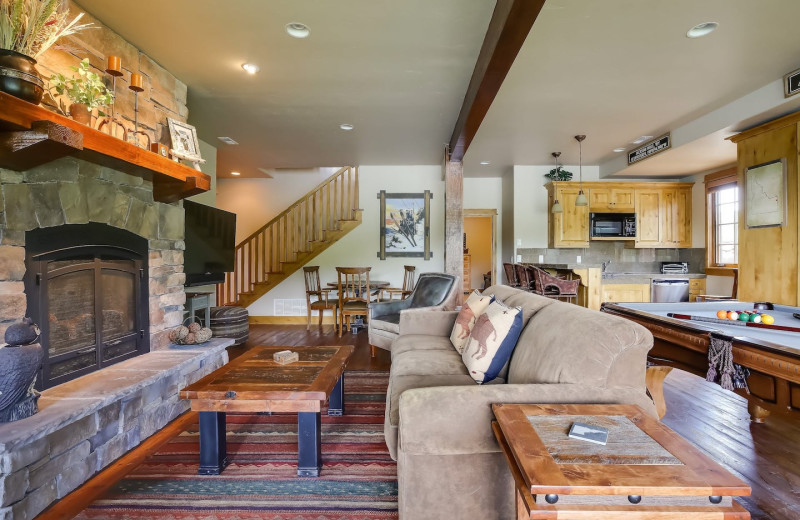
[695,268,738,302]
[381,265,416,301]
[303,266,337,330]
[530,265,579,303]
[336,267,372,337]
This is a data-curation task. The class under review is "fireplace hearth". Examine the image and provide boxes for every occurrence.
[24,223,150,389]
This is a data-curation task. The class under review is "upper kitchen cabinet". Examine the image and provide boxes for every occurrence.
[547,182,590,248]
[547,181,693,249]
[589,187,635,212]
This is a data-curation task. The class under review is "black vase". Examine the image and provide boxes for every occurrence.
[0,49,45,105]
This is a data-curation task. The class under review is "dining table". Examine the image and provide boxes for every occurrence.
[325,280,392,331]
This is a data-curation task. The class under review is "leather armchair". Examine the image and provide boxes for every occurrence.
[368,272,459,354]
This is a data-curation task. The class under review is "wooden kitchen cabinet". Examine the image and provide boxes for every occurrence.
[689,278,706,302]
[634,186,692,248]
[589,187,635,212]
[601,283,650,303]
[547,181,693,249]
[547,183,590,248]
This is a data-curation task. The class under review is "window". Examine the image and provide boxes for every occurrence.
[705,168,738,270]
[711,186,738,265]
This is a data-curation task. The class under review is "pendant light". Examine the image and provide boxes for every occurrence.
[574,135,588,206]
[550,152,563,214]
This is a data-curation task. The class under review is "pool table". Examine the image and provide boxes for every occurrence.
[601,301,800,423]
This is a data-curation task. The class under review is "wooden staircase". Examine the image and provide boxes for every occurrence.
[217,166,361,307]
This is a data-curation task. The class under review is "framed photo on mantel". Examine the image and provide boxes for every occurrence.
[745,158,786,229]
[377,190,432,260]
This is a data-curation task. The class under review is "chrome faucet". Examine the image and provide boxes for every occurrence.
[602,260,611,273]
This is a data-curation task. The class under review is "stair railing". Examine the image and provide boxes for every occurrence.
[217,166,359,306]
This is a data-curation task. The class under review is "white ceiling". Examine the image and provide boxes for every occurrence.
[74,0,494,178]
[75,0,800,179]
[464,0,800,177]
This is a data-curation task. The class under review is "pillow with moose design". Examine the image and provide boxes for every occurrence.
[461,299,523,384]
[450,290,493,353]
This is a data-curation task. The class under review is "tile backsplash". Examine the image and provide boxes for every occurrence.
[518,242,706,273]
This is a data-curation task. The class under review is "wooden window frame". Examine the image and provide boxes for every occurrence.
[705,167,738,276]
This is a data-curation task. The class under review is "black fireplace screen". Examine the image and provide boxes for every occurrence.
[25,224,149,389]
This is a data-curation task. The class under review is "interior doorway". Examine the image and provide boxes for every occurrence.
[463,209,497,292]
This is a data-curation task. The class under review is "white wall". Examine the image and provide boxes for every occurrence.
[464,177,504,286]
[512,164,600,248]
[240,165,445,315]
[217,168,337,243]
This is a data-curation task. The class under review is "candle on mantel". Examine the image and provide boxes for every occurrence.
[106,55,122,75]
[129,73,144,92]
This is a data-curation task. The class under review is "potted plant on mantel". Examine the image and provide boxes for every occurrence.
[49,58,114,125]
[0,0,92,105]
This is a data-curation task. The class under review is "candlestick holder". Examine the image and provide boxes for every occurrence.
[127,73,150,149]
[96,55,127,141]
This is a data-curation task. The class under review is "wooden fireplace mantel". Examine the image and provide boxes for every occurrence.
[0,92,210,203]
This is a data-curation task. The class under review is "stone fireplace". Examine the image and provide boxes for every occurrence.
[24,223,150,389]
[0,157,187,356]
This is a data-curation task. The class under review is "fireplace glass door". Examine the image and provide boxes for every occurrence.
[32,249,146,388]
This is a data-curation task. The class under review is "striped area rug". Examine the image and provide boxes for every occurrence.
[76,371,396,520]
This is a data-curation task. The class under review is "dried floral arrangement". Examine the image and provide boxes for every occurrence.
[0,0,92,58]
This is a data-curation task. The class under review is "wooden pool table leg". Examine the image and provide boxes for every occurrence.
[748,401,771,423]
[198,411,229,475]
[646,366,673,420]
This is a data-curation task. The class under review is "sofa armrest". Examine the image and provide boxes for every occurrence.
[398,309,459,337]
[397,383,656,456]
[370,298,411,320]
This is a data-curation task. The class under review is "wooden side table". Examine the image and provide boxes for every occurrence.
[492,403,751,519]
[185,291,212,327]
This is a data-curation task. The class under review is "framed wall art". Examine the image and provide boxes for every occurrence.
[745,158,786,229]
[167,117,203,163]
[377,190,432,260]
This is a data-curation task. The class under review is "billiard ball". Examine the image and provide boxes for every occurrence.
[738,313,750,322]
[750,314,762,323]
[727,311,739,321]
[761,314,775,325]
[716,310,727,319]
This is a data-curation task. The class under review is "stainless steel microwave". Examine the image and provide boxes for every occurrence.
[590,213,636,238]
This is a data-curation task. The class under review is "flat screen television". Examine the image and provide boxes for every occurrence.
[183,200,236,286]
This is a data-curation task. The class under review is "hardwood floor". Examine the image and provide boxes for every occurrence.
[36,325,798,519]
[661,369,800,520]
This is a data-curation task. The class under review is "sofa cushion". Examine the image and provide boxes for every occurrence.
[450,290,493,353]
[462,300,523,384]
[392,334,454,358]
[393,348,469,378]
[507,299,652,388]
[483,285,556,324]
[371,313,400,334]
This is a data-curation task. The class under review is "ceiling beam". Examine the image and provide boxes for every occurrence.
[448,0,545,162]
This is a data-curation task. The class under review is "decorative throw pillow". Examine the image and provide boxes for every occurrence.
[461,300,523,384]
[450,290,493,353]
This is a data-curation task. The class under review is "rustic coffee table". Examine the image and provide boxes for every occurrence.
[492,403,751,519]
[180,345,354,476]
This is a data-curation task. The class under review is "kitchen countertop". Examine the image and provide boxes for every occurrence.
[531,263,603,270]
[602,272,706,284]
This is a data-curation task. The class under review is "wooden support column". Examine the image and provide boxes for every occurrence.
[445,160,464,282]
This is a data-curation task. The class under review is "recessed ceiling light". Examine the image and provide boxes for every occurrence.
[218,137,238,145]
[686,22,718,39]
[286,22,310,39]
[480,161,490,165]
[632,135,653,145]
[241,63,260,74]
[231,171,241,176]
[613,148,626,153]
[339,123,354,131]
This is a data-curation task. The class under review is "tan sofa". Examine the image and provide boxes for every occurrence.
[385,285,656,520]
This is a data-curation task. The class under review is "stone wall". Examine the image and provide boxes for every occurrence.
[0,340,231,520]
[34,0,189,147]
[0,157,186,349]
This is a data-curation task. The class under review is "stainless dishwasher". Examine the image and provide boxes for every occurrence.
[651,279,690,302]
